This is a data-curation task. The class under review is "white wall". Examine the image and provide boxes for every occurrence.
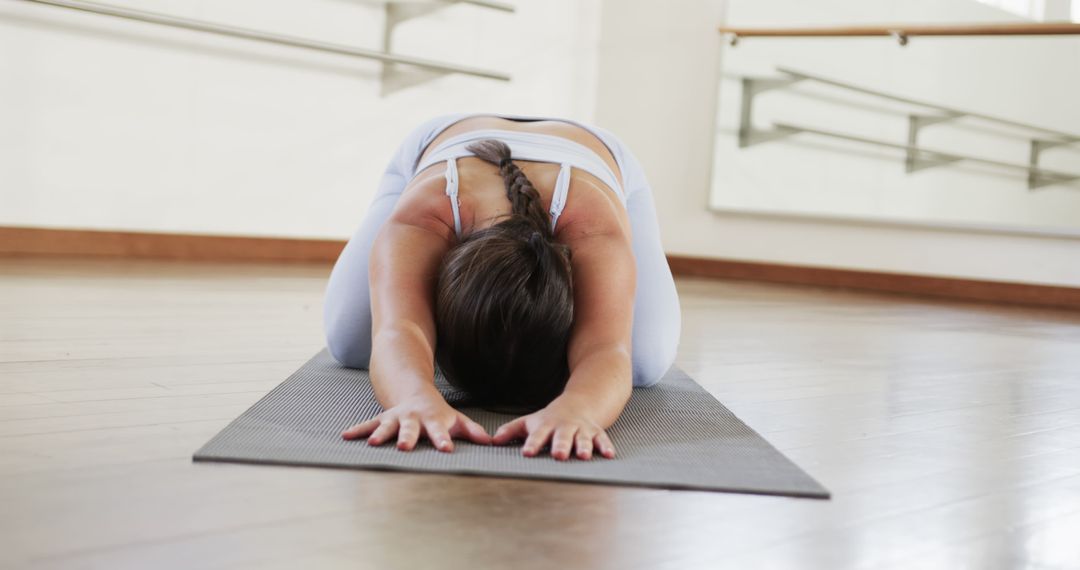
[592,0,1080,287]
[0,0,600,238]
[4,0,1079,288]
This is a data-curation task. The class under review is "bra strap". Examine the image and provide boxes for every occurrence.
[549,163,572,232]
[444,158,462,239]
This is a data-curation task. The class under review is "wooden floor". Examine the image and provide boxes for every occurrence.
[2,258,1078,570]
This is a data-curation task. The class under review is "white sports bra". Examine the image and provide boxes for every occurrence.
[413,128,627,239]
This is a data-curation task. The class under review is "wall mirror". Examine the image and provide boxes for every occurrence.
[710,11,1080,237]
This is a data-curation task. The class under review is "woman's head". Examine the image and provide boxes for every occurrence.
[434,139,574,411]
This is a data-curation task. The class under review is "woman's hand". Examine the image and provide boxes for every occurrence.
[341,394,492,452]
[492,396,616,461]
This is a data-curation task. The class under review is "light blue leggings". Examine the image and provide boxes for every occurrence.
[323,113,681,387]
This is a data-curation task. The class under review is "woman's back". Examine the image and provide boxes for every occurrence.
[407,116,631,242]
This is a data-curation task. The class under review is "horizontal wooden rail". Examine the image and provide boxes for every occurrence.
[718,22,1080,38]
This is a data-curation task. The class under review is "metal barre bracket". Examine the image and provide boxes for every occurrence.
[905,113,963,172]
[738,76,805,147]
[381,2,445,96]
[381,1,515,96]
[1029,139,1078,189]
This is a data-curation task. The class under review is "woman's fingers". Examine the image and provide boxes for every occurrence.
[423,419,454,452]
[575,432,594,460]
[367,417,399,446]
[341,418,379,440]
[451,415,493,446]
[396,416,421,451]
[350,412,574,456]
[549,427,577,461]
[522,424,555,457]
[594,430,616,458]
[348,415,613,460]
[492,418,527,446]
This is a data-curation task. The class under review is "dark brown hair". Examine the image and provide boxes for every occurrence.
[434,139,574,411]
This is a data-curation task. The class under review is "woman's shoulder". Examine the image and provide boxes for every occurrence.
[554,176,632,246]
[387,169,458,243]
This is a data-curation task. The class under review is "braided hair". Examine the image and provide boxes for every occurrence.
[433,139,575,410]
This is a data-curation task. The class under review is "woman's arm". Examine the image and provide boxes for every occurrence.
[342,181,491,451]
[560,228,636,424]
[493,213,637,460]
[366,210,448,407]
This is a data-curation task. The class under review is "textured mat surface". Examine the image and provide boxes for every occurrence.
[194,350,829,498]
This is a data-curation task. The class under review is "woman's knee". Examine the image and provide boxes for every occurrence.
[325,321,372,369]
[630,275,682,388]
[631,332,679,388]
[632,357,674,388]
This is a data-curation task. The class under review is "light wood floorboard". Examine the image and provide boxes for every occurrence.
[1,258,1078,570]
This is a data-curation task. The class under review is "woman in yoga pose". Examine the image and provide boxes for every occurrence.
[325,113,680,461]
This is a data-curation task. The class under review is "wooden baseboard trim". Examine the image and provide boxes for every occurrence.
[666,255,1080,310]
[0,226,346,263]
[2,227,1076,310]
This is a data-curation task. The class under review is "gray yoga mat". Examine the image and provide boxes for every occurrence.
[194,350,829,498]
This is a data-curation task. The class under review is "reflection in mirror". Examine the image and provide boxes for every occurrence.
[710,6,1080,237]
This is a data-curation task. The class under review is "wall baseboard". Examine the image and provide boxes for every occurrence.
[666,255,1079,310]
[0,226,345,263]
[2,226,1076,310]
